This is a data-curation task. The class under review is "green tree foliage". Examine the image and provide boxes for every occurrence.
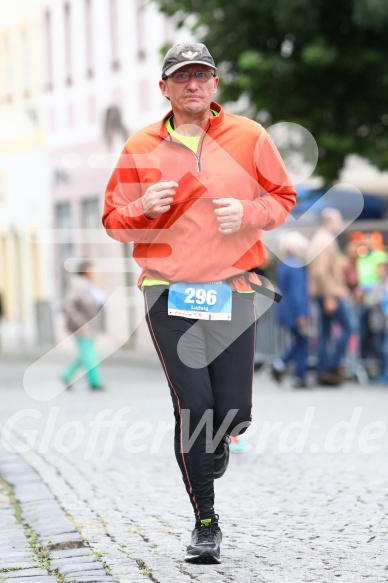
[155,0,388,182]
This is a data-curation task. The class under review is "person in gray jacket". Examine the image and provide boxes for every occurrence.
[60,261,105,390]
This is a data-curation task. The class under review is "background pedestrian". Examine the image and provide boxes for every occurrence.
[271,231,309,388]
[307,209,352,386]
[60,261,105,390]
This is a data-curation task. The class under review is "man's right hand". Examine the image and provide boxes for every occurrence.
[324,297,338,314]
[142,181,178,219]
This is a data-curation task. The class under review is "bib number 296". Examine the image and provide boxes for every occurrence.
[168,281,232,320]
[184,287,217,306]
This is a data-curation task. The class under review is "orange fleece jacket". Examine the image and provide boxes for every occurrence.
[102,102,296,289]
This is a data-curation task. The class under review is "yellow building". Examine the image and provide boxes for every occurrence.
[0,0,53,347]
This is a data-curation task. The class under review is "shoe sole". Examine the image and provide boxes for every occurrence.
[185,551,221,564]
[229,446,246,454]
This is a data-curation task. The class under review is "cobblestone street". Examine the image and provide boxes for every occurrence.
[0,355,387,583]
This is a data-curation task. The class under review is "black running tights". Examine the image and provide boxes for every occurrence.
[144,286,256,521]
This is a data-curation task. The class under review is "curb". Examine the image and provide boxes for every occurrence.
[0,349,160,369]
[0,449,118,583]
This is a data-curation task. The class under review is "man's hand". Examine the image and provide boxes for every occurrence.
[296,316,309,336]
[213,198,243,235]
[142,181,178,219]
[324,297,338,314]
[297,316,308,329]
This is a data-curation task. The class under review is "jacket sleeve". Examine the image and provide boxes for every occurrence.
[278,265,308,325]
[102,145,156,243]
[241,130,296,230]
[308,243,336,298]
[63,284,87,332]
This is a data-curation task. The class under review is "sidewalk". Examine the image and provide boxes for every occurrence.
[0,449,117,583]
[0,346,159,368]
[1,357,388,582]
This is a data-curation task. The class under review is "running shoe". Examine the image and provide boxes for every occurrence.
[229,435,247,453]
[185,515,222,564]
[292,377,308,389]
[270,358,286,382]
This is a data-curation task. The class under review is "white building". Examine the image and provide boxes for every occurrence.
[0,0,186,353]
[0,0,54,350]
[41,0,180,352]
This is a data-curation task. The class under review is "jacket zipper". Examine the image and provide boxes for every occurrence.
[166,123,210,173]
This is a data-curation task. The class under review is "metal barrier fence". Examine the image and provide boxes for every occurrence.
[254,296,370,384]
[254,296,289,368]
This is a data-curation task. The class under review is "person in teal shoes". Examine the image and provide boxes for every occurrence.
[61,261,105,390]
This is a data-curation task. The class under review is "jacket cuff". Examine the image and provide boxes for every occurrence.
[128,198,155,227]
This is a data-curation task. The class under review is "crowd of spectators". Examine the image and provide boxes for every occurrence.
[271,210,388,388]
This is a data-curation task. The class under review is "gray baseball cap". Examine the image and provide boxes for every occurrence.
[162,42,217,78]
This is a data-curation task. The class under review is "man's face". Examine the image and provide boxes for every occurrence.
[159,64,219,117]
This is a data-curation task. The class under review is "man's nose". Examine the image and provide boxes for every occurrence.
[186,75,200,88]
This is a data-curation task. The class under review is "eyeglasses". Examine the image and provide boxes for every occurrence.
[166,70,215,83]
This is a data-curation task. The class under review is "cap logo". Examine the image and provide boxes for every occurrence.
[181,50,199,59]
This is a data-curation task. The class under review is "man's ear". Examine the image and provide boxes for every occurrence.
[212,76,219,95]
[159,79,170,100]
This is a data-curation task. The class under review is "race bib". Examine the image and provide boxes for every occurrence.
[168,281,232,320]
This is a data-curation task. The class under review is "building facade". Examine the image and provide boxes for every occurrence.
[1,0,184,352]
[0,0,54,350]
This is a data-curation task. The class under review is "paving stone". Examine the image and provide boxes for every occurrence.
[0,540,28,547]
[56,563,104,575]
[2,359,388,582]
[0,562,36,570]
[49,548,91,560]
[49,556,98,570]
[0,569,49,578]
[61,574,110,582]
[42,533,84,550]
[33,527,77,538]
[3,579,57,583]
[0,555,33,561]
[63,579,115,583]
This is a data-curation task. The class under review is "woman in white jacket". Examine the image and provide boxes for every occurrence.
[60,261,105,390]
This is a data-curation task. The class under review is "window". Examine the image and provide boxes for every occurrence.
[138,79,149,112]
[82,197,100,228]
[13,230,24,321]
[67,102,75,128]
[0,232,8,318]
[44,10,53,91]
[55,202,74,293]
[3,35,13,101]
[56,202,73,231]
[21,28,31,97]
[49,107,56,132]
[64,3,72,85]
[135,0,146,61]
[103,105,127,147]
[87,95,97,124]
[109,0,120,70]
[84,0,93,78]
[0,171,5,204]
[81,197,100,258]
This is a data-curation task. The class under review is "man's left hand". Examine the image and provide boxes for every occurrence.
[213,198,243,235]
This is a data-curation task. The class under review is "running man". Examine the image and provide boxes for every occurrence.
[103,41,296,564]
